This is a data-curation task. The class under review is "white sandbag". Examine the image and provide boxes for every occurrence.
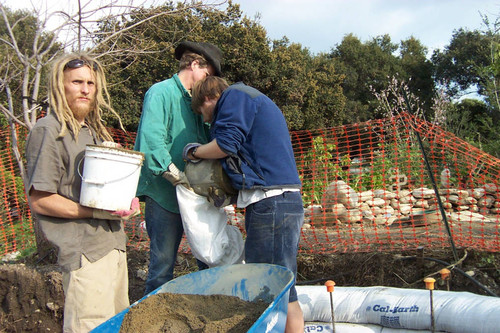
[297,285,500,333]
[176,185,244,267]
[305,322,432,332]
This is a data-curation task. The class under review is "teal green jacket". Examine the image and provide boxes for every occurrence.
[134,74,210,213]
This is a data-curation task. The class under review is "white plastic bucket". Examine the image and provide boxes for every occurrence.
[79,144,144,211]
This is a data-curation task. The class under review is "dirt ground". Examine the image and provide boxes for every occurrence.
[1,243,499,333]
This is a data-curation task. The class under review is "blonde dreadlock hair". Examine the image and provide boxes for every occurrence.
[48,53,123,141]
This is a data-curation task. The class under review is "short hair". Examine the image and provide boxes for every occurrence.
[48,53,122,141]
[178,51,210,72]
[191,76,229,114]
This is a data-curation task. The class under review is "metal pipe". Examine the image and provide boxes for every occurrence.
[402,90,459,262]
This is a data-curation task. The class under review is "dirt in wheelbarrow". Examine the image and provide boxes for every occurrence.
[1,244,499,332]
[119,293,269,332]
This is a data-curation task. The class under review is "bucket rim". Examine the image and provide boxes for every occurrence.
[85,144,144,159]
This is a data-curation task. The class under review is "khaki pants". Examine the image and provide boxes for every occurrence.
[62,249,129,333]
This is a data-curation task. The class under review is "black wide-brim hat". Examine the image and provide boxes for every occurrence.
[175,41,222,76]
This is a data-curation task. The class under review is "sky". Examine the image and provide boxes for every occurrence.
[5,0,500,55]
[233,0,500,55]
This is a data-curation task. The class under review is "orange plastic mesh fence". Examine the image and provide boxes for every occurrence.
[0,125,34,257]
[292,113,499,254]
[0,112,498,257]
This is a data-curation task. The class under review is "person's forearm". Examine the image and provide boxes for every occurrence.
[190,139,228,160]
[30,190,93,219]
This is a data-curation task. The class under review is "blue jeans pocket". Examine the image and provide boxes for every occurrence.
[245,200,275,263]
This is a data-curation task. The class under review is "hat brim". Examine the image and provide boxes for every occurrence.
[175,42,222,76]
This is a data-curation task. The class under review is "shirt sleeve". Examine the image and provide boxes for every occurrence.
[212,89,257,155]
[135,89,174,175]
[25,125,64,194]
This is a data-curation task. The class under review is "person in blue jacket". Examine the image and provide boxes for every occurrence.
[184,76,305,333]
[134,41,222,294]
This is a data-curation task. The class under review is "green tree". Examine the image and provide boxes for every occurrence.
[432,28,490,97]
[202,2,274,92]
[266,39,309,129]
[431,21,500,157]
[99,1,346,131]
[332,34,404,123]
[450,98,500,158]
[99,1,275,131]
[478,13,500,117]
[399,37,435,117]
[95,2,182,130]
[301,53,346,129]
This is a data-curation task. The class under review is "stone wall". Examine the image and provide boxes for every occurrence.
[304,180,499,227]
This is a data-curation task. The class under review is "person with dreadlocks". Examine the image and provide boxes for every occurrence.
[25,53,140,332]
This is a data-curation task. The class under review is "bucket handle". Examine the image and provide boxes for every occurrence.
[77,157,142,185]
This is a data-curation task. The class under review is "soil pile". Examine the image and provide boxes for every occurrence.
[119,293,269,333]
[0,264,64,332]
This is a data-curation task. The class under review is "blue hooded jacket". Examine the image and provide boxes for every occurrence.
[211,82,301,190]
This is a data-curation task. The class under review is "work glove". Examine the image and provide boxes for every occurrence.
[207,186,237,208]
[93,197,141,221]
[162,163,191,189]
[182,143,202,163]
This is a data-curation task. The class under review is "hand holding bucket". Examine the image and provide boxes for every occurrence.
[93,197,141,221]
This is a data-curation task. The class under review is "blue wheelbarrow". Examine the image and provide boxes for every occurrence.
[91,263,294,333]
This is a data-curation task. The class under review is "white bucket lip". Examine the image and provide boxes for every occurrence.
[85,144,144,161]
[80,144,143,210]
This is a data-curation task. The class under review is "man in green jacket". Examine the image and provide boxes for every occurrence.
[134,41,222,294]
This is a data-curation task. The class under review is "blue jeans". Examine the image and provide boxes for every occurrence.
[144,197,208,295]
[244,191,304,302]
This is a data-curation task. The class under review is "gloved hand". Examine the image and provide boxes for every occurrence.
[182,143,202,163]
[207,186,237,208]
[162,163,191,189]
[93,197,141,221]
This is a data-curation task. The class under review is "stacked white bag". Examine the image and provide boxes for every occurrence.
[298,285,500,333]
